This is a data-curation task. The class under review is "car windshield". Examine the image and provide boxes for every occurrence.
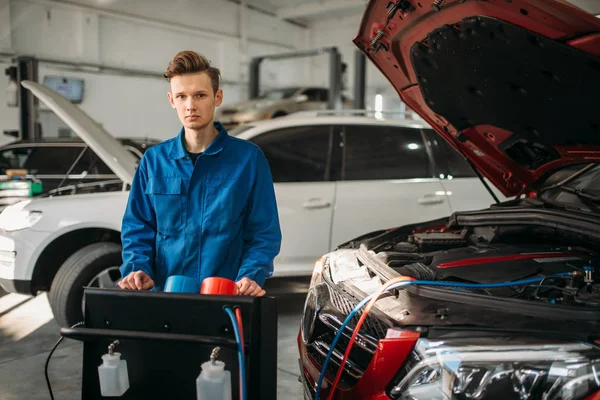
[258,88,299,100]
[539,163,600,213]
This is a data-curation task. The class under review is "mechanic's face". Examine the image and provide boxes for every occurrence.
[167,72,223,132]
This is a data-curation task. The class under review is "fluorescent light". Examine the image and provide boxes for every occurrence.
[407,143,419,150]
[375,94,383,111]
[375,94,383,119]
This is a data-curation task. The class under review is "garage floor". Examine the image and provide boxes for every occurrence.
[0,279,307,400]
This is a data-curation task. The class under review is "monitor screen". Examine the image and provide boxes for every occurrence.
[43,76,84,103]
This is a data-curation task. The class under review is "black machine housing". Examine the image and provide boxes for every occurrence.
[61,287,277,400]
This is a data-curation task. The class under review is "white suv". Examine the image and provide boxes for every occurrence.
[0,82,504,327]
[232,111,506,276]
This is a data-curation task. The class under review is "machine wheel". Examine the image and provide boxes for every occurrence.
[49,242,122,327]
[272,111,287,118]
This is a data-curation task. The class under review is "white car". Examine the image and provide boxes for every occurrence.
[0,81,504,327]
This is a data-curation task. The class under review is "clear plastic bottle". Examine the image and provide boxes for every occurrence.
[196,348,232,400]
[97,352,129,397]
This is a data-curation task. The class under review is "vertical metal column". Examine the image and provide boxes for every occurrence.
[17,56,40,140]
[353,50,366,110]
[249,57,262,99]
[328,48,342,110]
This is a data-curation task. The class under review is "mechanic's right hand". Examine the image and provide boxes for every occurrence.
[118,271,155,290]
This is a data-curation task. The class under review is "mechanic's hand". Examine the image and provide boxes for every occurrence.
[236,277,266,297]
[118,271,155,290]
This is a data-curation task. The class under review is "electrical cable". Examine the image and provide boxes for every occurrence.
[325,276,414,400]
[234,307,245,400]
[224,307,246,400]
[315,273,572,400]
[45,322,85,400]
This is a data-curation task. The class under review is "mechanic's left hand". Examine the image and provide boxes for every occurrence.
[236,277,266,297]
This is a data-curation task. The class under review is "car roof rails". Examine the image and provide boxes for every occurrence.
[287,109,424,120]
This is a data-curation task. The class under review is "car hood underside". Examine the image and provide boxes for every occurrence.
[353,0,600,197]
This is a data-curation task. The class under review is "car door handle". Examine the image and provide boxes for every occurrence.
[303,198,332,210]
[418,194,445,205]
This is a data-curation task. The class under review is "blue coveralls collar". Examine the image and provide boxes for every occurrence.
[168,121,228,159]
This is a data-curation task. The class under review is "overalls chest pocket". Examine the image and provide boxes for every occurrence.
[145,176,184,234]
[204,176,246,233]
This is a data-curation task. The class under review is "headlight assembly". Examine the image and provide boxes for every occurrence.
[309,258,324,290]
[389,337,600,400]
[0,201,43,231]
[301,287,318,344]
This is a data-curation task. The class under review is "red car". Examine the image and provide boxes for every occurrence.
[298,0,600,399]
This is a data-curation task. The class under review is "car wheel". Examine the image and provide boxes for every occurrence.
[272,111,287,118]
[48,242,122,327]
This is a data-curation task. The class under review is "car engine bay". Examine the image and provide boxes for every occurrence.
[379,228,600,307]
[332,208,600,315]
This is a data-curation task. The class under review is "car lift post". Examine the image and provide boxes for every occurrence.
[15,56,40,141]
[353,50,366,110]
[248,46,343,110]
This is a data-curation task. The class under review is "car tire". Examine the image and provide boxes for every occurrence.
[48,242,122,328]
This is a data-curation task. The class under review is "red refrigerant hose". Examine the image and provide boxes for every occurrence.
[326,276,415,400]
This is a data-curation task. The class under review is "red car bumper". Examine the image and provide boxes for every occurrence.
[297,329,419,400]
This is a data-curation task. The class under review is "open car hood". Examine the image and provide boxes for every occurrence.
[22,80,137,185]
[354,0,600,196]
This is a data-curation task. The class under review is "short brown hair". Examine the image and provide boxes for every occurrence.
[163,50,220,93]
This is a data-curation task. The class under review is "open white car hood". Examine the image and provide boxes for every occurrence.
[21,80,137,185]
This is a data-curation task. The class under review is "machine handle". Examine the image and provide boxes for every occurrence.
[60,327,241,349]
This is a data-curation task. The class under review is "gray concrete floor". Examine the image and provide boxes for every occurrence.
[0,278,308,400]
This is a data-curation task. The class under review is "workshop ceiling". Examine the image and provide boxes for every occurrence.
[248,0,368,22]
[43,0,600,25]
[248,0,599,22]
[253,0,600,22]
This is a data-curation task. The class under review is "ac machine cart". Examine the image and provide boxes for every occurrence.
[60,287,278,400]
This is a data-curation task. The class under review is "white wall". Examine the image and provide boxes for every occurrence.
[37,64,184,140]
[0,0,11,52]
[2,0,312,141]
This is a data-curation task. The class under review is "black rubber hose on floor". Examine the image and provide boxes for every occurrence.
[45,322,84,400]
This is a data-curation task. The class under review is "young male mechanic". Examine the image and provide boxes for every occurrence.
[118,50,282,296]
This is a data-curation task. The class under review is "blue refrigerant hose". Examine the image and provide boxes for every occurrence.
[224,307,246,400]
[314,273,573,400]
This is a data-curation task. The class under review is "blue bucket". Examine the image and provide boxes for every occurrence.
[164,275,200,293]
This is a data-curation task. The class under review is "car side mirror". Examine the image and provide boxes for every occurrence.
[295,94,308,103]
